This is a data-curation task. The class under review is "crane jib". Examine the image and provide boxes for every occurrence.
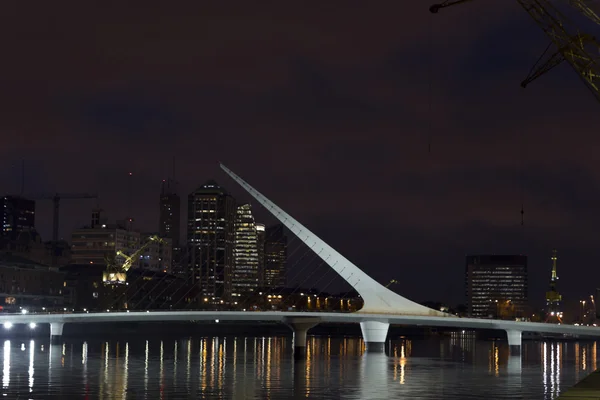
[429,0,600,104]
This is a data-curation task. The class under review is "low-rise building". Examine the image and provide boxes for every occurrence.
[71,225,141,268]
[0,253,64,311]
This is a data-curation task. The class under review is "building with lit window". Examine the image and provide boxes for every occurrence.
[465,255,528,319]
[159,179,181,274]
[140,233,172,272]
[232,204,260,298]
[0,253,64,312]
[71,223,141,268]
[2,196,35,240]
[187,180,236,305]
[264,224,287,288]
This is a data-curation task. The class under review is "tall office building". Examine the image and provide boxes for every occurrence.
[256,223,265,286]
[264,224,287,288]
[159,180,180,246]
[159,179,181,274]
[232,204,260,297]
[187,180,236,304]
[2,196,35,240]
[465,255,528,319]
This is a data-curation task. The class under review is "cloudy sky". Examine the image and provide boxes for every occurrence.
[0,1,598,308]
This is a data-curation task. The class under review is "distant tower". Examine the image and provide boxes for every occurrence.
[545,249,563,322]
[159,179,181,247]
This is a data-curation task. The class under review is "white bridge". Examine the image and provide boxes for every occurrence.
[9,164,599,358]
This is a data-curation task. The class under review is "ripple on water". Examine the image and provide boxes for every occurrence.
[0,336,594,399]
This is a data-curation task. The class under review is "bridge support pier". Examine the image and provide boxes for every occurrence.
[50,322,64,344]
[283,317,321,361]
[360,321,389,353]
[506,330,522,356]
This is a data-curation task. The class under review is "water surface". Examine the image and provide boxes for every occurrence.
[0,332,596,399]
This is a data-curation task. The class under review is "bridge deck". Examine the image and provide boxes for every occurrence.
[0,311,599,338]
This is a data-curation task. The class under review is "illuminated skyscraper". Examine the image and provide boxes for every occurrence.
[465,255,528,319]
[187,180,236,304]
[545,249,563,322]
[232,204,260,297]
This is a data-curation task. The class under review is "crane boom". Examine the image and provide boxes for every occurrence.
[518,0,600,102]
[568,0,600,25]
[115,235,167,273]
[103,235,167,285]
[430,0,600,103]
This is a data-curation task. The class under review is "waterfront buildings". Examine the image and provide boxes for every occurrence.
[264,224,287,288]
[71,223,141,268]
[465,255,528,319]
[232,204,260,297]
[0,253,64,311]
[187,180,236,304]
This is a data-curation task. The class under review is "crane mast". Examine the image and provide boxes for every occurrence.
[430,0,600,103]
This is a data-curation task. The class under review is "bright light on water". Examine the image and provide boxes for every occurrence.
[0,336,593,399]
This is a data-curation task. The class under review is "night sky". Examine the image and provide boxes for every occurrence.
[0,1,598,309]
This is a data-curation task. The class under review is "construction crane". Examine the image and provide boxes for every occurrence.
[430,0,600,103]
[103,235,167,284]
[29,193,98,267]
[385,279,398,288]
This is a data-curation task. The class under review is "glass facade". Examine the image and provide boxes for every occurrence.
[232,204,260,297]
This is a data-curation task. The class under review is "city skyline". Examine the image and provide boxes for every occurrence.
[0,175,583,311]
[0,1,598,307]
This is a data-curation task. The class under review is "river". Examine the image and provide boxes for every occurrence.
[0,331,596,399]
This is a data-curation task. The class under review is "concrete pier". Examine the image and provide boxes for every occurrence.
[506,330,522,356]
[283,317,320,360]
[50,322,64,344]
[360,321,389,353]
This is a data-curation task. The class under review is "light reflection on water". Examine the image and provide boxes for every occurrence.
[0,334,596,399]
